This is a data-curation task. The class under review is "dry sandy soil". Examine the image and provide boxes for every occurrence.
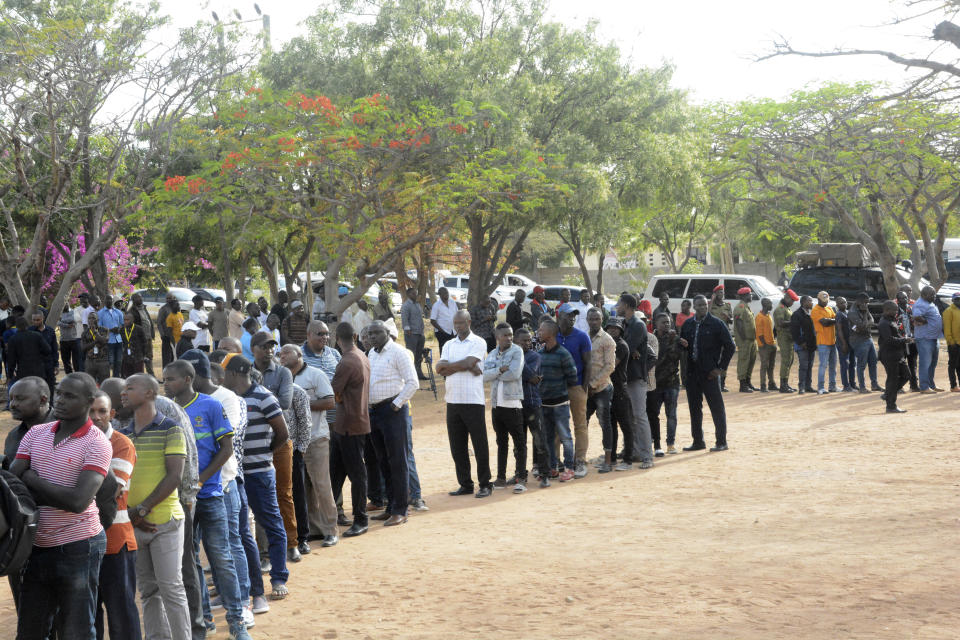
[0,363,958,639]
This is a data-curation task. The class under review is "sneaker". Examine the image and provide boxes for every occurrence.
[229,625,253,640]
[654,448,665,457]
[204,619,217,633]
[259,556,271,574]
[638,460,654,469]
[242,606,256,627]
[549,469,559,478]
[574,461,588,478]
[614,461,633,471]
[513,482,527,494]
[590,455,606,466]
[597,463,613,473]
[210,595,223,610]
[952,387,960,392]
[817,389,826,395]
[539,477,551,488]
[493,478,507,488]
[252,595,270,614]
[558,469,575,482]
[531,467,541,479]
[841,386,854,392]
[667,445,678,454]
[410,498,429,511]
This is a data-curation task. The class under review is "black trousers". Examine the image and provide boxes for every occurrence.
[161,335,174,368]
[369,402,410,516]
[59,339,81,374]
[881,356,909,409]
[521,405,549,475]
[610,387,635,462]
[948,344,960,389]
[686,369,727,447]
[492,406,527,482]
[363,434,385,505]
[446,403,491,490]
[291,450,309,544]
[330,431,368,526]
[906,342,919,389]
[435,329,454,356]
[404,332,426,375]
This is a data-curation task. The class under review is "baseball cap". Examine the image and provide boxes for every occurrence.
[556,302,579,315]
[290,300,304,309]
[250,331,278,349]
[181,321,201,332]
[179,349,211,378]
[222,353,251,375]
[604,317,624,330]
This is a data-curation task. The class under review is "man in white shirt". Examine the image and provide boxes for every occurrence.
[429,287,459,355]
[435,310,492,498]
[571,289,595,333]
[341,299,372,337]
[189,295,211,352]
[365,321,419,526]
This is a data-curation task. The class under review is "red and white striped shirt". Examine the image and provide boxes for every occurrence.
[16,420,112,547]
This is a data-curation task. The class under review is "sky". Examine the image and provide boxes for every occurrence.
[160,0,945,103]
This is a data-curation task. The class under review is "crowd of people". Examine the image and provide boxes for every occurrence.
[0,274,957,639]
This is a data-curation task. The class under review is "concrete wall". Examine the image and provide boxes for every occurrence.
[531,262,781,294]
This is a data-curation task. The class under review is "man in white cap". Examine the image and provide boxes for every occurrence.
[176,321,201,358]
[811,291,838,394]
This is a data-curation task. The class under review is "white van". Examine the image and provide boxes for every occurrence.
[641,274,783,316]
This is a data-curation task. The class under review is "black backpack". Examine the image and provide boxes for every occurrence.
[0,470,38,576]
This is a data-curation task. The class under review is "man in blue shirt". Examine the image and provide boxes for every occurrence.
[912,285,944,393]
[555,303,592,478]
[98,295,125,378]
[163,357,252,640]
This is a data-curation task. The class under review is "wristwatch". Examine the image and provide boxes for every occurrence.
[135,504,149,519]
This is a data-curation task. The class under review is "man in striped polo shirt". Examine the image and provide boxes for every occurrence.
[11,372,112,640]
[222,354,291,601]
[119,373,191,640]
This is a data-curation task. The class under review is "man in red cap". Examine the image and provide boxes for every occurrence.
[530,286,551,327]
[774,289,799,392]
[733,287,757,392]
[708,285,733,392]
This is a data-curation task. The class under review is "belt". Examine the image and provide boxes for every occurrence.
[370,395,398,410]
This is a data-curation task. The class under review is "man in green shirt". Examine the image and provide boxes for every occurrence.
[708,285,733,391]
[733,287,757,393]
[773,289,799,393]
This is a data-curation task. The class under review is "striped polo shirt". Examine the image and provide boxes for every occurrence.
[240,384,282,475]
[15,420,112,547]
[120,413,187,525]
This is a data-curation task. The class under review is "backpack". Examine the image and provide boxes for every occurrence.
[0,470,38,576]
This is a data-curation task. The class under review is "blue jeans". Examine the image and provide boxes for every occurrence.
[236,479,264,598]
[586,384,614,451]
[18,531,107,640]
[817,344,837,391]
[852,340,879,388]
[96,544,141,640]
[193,495,245,629]
[916,338,939,390]
[646,386,679,448]
[541,404,573,471]
[221,480,249,602]
[837,343,856,389]
[405,412,422,502]
[108,342,123,378]
[242,470,289,586]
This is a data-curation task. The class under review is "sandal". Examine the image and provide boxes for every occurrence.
[270,583,289,600]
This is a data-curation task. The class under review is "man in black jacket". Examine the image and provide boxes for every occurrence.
[678,295,735,452]
[790,295,817,394]
[878,300,912,413]
[506,289,525,333]
[6,316,51,384]
[29,311,58,398]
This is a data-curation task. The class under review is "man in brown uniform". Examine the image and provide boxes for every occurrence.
[708,285,733,392]
[329,322,371,538]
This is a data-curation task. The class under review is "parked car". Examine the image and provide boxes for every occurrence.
[131,287,212,320]
[641,274,783,316]
[191,287,228,303]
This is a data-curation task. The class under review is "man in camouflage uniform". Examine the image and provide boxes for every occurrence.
[773,289,799,393]
[708,285,734,392]
[732,287,757,392]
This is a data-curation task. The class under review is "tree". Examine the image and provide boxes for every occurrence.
[554,164,617,296]
[0,0,252,321]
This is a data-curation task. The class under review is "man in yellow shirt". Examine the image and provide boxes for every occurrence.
[755,298,777,392]
[166,301,184,345]
[810,291,837,395]
[943,291,960,391]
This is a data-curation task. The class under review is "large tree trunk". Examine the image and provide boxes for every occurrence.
[257,248,279,305]
[595,248,605,295]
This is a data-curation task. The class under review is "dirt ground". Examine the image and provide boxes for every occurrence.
[0,356,958,639]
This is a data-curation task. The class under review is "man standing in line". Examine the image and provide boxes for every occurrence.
[89,391,142,640]
[732,287,757,393]
[30,311,58,398]
[616,294,654,469]
[80,293,98,329]
[401,288,428,380]
[913,285,944,393]
[228,299,246,340]
[652,291,672,324]
[834,296,856,392]
[303,320,342,381]
[896,290,920,391]
[647,314,682,456]
[811,291,838,395]
[484,323,527,492]
[506,289,526,333]
[943,292,960,391]
[429,287,458,355]
[208,298,230,350]
[329,323,372,537]
[535,320,579,482]
[7,315,51,386]
[59,300,82,374]
[878,301,912,413]
[12,373,112,640]
[790,295,818,394]
[278,344,339,549]
[98,296,125,378]
[571,289,594,333]
[707,284,733,392]
[516,328,549,487]
[847,292,882,393]
[118,373,191,640]
[187,296,209,353]
[435,310,492,498]
[556,303,592,478]
[773,290,798,393]
[130,293,156,377]
[584,308,616,469]
[603,318,634,471]
[280,301,309,346]
[371,288,395,324]
[121,311,149,377]
[755,298,777,392]
[529,286,551,327]
[221,355,291,601]
[270,292,289,324]
[79,312,110,384]
[365,321,418,525]
[678,295,735,452]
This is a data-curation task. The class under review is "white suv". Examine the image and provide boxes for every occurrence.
[641,274,783,316]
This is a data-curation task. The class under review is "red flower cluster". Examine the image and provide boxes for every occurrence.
[365,93,388,107]
[448,123,467,134]
[388,133,431,150]
[221,150,248,172]
[353,113,365,125]
[164,176,186,192]
[813,191,826,203]
[187,178,208,195]
[278,137,297,152]
[232,108,248,119]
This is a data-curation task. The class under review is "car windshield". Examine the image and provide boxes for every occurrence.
[748,277,780,296]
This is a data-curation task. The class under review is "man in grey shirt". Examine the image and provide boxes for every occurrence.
[58,300,82,374]
[401,288,428,380]
[847,292,882,393]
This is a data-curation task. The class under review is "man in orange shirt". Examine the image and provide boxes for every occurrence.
[810,291,838,395]
[89,391,141,640]
[755,298,777,392]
